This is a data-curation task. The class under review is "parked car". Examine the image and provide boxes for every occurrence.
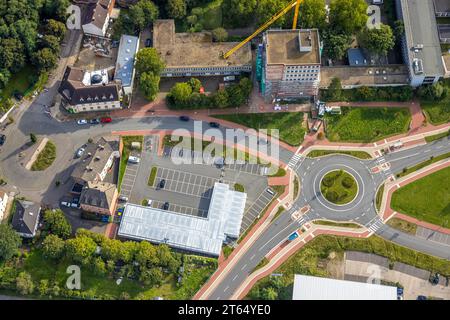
[128,156,140,164]
[417,295,427,300]
[162,202,170,210]
[75,147,85,158]
[159,179,166,189]
[119,196,129,202]
[145,38,152,47]
[60,201,71,208]
[13,92,24,100]
[273,104,282,111]
[89,118,100,124]
[209,122,220,128]
[77,119,88,125]
[100,117,112,123]
[288,231,299,241]
[179,116,190,122]
[146,199,153,206]
[224,76,236,82]
[0,134,6,146]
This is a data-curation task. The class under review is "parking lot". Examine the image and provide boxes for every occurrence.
[240,187,276,233]
[120,160,140,199]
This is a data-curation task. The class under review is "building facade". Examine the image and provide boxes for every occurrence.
[0,191,8,221]
[261,29,321,101]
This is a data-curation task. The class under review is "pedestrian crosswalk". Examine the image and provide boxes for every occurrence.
[366,216,384,234]
[288,153,304,169]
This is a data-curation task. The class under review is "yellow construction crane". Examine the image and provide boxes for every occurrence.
[222,0,304,59]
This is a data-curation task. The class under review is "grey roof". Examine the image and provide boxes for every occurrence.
[81,0,111,29]
[12,200,41,236]
[292,275,397,300]
[434,0,450,13]
[80,181,116,209]
[118,182,247,256]
[114,35,139,88]
[71,136,119,183]
[398,0,444,77]
[59,66,121,106]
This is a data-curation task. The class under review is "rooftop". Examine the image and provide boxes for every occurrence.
[114,35,139,88]
[434,0,450,13]
[81,0,113,29]
[153,20,252,69]
[292,274,398,300]
[11,200,41,236]
[118,182,247,257]
[264,29,321,66]
[80,181,117,209]
[399,0,444,76]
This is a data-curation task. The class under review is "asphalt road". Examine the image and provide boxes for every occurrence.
[1,85,449,300]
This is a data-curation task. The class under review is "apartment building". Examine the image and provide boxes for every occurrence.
[261,29,321,101]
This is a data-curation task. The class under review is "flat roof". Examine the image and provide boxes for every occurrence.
[292,275,398,300]
[434,0,450,13]
[118,182,246,257]
[265,29,321,66]
[153,20,252,69]
[114,35,139,88]
[399,0,444,76]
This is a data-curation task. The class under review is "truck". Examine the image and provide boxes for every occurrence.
[288,231,299,241]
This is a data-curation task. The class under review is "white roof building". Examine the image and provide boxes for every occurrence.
[114,35,139,95]
[292,275,398,300]
[118,182,246,257]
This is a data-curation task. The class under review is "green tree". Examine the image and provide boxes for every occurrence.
[30,133,37,144]
[42,0,71,21]
[40,35,61,54]
[262,286,278,300]
[93,257,107,275]
[238,77,253,98]
[329,0,368,34]
[0,38,25,72]
[0,224,21,262]
[65,236,97,265]
[129,0,159,32]
[212,27,228,42]
[16,272,34,295]
[418,82,448,101]
[256,0,290,26]
[167,82,193,107]
[140,72,160,101]
[212,90,230,108]
[32,48,58,71]
[322,77,343,101]
[188,77,202,92]
[358,24,395,56]
[38,279,50,297]
[43,209,72,239]
[136,48,166,75]
[139,267,164,286]
[101,238,124,262]
[222,0,257,27]
[393,20,404,43]
[167,0,187,19]
[299,0,327,30]
[135,241,159,267]
[323,31,351,60]
[42,234,65,260]
[45,19,67,41]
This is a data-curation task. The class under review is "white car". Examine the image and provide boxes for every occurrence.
[146,199,153,207]
[119,196,129,202]
[77,119,88,125]
[273,104,282,111]
[60,201,71,207]
[128,156,140,164]
[75,147,85,158]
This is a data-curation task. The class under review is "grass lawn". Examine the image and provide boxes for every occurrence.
[246,234,450,300]
[421,79,450,125]
[31,141,56,171]
[293,177,299,199]
[396,152,450,178]
[0,66,35,107]
[148,167,157,187]
[320,170,358,205]
[270,207,285,223]
[376,184,385,212]
[222,245,234,260]
[18,249,216,300]
[306,150,372,159]
[391,167,450,228]
[118,136,143,191]
[212,112,306,146]
[312,220,361,229]
[425,130,450,143]
[386,217,417,235]
[269,167,286,177]
[325,107,411,143]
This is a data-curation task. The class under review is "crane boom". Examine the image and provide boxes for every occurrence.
[292,0,301,29]
[223,0,303,59]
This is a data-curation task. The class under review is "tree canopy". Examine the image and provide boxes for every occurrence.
[0,224,21,262]
[358,24,395,56]
[329,0,368,35]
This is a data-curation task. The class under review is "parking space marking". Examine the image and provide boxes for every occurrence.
[240,188,276,233]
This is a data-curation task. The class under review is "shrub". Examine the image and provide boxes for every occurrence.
[342,176,354,188]
[326,190,339,202]
[322,176,335,187]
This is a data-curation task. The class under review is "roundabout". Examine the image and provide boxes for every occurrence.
[320,169,359,205]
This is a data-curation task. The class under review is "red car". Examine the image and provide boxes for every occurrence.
[100,117,112,123]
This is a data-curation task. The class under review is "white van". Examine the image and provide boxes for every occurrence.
[128,156,140,164]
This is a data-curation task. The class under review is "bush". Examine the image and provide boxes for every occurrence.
[326,190,339,202]
[322,176,335,187]
[342,176,354,188]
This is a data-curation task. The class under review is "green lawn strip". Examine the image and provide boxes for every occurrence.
[212,112,306,146]
[31,141,56,171]
[396,152,450,178]
[234,183,245,193]
[320,170,358,205]
[222,246,234,260]
[386,217,418,235]
[148,167,157,187]
[252,257,269,273]
[391,167,450,228]
[118,136,143,192]
[425,130,450,143]
[270,207,285,223]
[422,101,450,125]
[237,185,286,244]
[293,177,299,199]
[325,107,411,143]
[246,235,450,300]
[269,167,286,177]
[306,149,372,160]
[312,220,361,229]
[376,184,385,212]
